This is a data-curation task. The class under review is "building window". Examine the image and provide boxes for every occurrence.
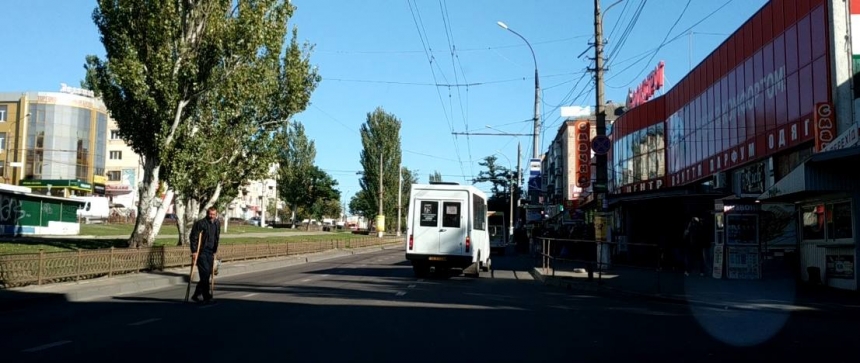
[801,201,854,242]
[110,130,120,140]
[0,132,5,151]
[612,123,665,187]
[107,170,122,181]
[0,161,5,179]
[0,105,6,122]
[109,151,122,160]
[472,193,486,231]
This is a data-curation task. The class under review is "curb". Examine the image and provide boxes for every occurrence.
[528,267,852,318]
[1,243,402,311]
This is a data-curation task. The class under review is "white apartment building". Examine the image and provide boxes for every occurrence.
[105,118,143,208]
[224,163,282,223]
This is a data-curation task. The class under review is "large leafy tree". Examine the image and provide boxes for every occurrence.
[355,107,402,231]
[304,165,341,220]
[169,27,319,246]
[429,170,442,183]
[474,155,511,200]
[276,121,316,225]
[90,0,313,247]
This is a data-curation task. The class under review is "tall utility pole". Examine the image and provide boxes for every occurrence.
[377,152,384,238]
[593,0,610,264]
[396,164,402,237]
[516,141,522,229]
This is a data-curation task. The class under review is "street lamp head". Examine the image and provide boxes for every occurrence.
[496,21,509,30]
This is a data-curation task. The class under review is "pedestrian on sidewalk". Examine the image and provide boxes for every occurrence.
[189,207,221,303]
[684,216,707,276]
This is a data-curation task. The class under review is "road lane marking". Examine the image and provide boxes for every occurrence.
[300,278,312,282]
[128,318,161,326]
[241,293,258,298]
[408,284,416,288]
[22,340,72,353]
[395,291,406,296]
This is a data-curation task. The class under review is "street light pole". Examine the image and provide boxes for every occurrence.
[377,152,384,238]
[396,163,402,237]
[497,21,540,159]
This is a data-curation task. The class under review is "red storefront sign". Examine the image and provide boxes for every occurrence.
[575,121,591,188]
[814,102,836,152]
[627,61,666,109]
[611,0,832,192]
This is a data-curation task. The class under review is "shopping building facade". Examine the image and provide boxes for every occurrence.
[596,0,860,289]
[0,87,107,198]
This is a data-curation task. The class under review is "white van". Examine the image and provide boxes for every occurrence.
[71,196,110,221]
[487,211,508,255]
[405,182,491,277]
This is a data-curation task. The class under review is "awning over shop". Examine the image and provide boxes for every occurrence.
[105,184,134,196]
[759,146,860,203]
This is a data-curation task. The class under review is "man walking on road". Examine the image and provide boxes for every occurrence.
[189,207,221,303]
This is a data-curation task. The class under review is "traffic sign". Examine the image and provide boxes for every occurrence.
[591,135,611,155]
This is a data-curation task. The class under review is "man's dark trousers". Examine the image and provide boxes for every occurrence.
[193,252,214,301]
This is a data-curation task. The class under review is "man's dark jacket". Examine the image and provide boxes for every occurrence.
[189,218,220,255]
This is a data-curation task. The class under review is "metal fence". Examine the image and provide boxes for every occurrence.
[0,236,401,288]
[537,237,666,291]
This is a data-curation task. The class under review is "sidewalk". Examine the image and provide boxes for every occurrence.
[0,243,403,312]
[530,264,860,317]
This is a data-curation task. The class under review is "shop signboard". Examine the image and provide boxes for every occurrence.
[727,246,761,279]
[724,213,760,279]
[575,121,591,188]
[826,255,855,279]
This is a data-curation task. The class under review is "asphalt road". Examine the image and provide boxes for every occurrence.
[1,247,858,363]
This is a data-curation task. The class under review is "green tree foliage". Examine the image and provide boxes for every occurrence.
[80,55,102,97]
[90,0,318,247]
[355,107,402,231]
[429,170,443,183]
[170,27,319,245]
[473,156,511,200]
[304,166,341,219]
[276,121,316,224]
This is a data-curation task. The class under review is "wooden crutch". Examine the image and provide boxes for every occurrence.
[210,254,217,298]
[184,231,203,302]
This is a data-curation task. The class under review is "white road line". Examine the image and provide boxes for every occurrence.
[241,293,258,298]
[395,291,407,296]
[408,284,416,288]
[321,274,329,277]
[300,278,312,282]
[22,340,72,353]
[128,318,161,326]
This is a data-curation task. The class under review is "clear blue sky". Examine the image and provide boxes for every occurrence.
[1,0,768,201]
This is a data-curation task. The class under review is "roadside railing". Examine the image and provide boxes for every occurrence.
[537,237,665,290]
[0,236,401,288]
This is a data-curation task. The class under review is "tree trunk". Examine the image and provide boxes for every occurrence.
[290,205,297,229]
[174,184,223,246]
[174,196,201,246]
[129,160,173,248]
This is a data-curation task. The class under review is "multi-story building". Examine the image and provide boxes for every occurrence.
[540,104,621,224]
[604,0,860,290]
[105,118,143,208]
[224,163,281,223]
[0,86,107,197]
